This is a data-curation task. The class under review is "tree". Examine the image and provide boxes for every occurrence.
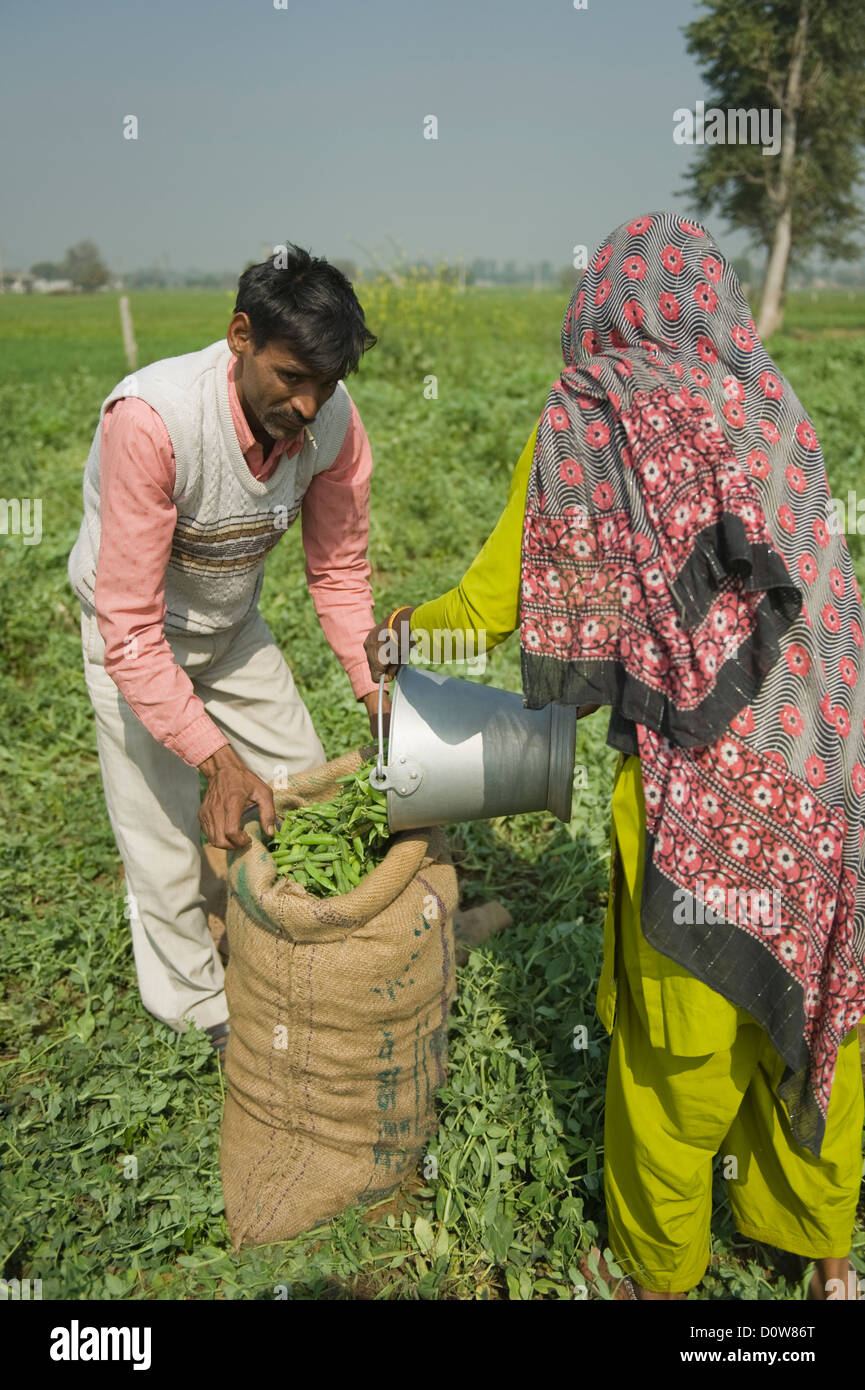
[61,240,110,292]
[30,260,62,281]
[680,0,865,336]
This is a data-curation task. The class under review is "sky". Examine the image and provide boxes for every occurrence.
[1,0,756,276]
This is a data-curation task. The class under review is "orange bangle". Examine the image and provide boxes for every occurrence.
[386,605,411,635]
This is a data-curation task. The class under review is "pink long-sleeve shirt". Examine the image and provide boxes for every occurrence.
[94,353,377,768]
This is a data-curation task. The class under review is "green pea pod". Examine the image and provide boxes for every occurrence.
[305,864,334,893]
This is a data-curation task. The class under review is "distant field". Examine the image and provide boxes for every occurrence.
[1,284,863,1300]
[0,283,862,378]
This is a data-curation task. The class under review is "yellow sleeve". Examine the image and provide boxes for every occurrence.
[410,419,539,654]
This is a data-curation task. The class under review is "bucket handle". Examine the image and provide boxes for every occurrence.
[374,672,387,785]
[368,671,424,797]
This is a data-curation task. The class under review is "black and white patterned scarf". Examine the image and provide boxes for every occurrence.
[520,210,865,1155]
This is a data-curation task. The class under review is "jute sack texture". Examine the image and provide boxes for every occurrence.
[220,745,458,1249]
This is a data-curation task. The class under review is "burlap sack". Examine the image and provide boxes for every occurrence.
[220,745,458,1249]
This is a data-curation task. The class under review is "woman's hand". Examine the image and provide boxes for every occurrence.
[364,605,418,681]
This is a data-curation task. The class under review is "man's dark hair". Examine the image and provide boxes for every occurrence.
[234,243,377,379]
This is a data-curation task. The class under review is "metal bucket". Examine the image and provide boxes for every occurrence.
[369,667,578,832]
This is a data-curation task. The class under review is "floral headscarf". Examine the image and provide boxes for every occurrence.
[520,210,865,1156]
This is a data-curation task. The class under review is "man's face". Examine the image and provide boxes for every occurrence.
[227,313,339,442]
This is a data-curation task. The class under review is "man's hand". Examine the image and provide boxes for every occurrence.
[364,605,417,681]
[198,744,276,850]
[362,687,391,739]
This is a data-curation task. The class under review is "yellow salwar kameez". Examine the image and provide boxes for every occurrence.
[600,754,862,1291]
[409,421,864,1293]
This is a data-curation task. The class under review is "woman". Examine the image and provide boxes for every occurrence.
[362,212,865,1301]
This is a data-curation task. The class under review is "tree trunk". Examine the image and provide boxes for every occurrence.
[756,0,809,339]
[757,205,793,338]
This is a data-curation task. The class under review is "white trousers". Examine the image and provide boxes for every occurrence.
[79,602,326,1032]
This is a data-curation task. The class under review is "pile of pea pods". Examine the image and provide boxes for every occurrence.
[268,756,391,898]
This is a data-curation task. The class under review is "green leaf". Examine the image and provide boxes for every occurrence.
[413,1215,435,1255]
[73,1011,95,1043]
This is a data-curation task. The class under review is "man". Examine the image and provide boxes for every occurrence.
[68,245,388,1056]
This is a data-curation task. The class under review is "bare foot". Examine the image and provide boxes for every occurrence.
[631,1281,686,1300]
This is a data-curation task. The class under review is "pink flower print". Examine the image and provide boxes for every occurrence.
[594,245,613,272]
[851,619,863,647]
[777,504,795,534]
[812,517,830,548]
[661,244,685,272]
[805,755,826,788]
[627,216,653,234]
[592,480,615,509]
[723,400,746,429]
[659,291,680,321]
[695,335,718,362]
[796,420,818,450]
[679,220,706,236]
[839,656,857,686]
[829,567,844,598]
[623,254,647,280]
[559,458,583,485]
[797,553,817,583]
[731,324,754,351]
[851,762,865,796]
[779,705,804,737]
[821,603,841,634]
[548,404,570,431]
[580,617,608,647]
[595,278,612,306]
[747,448,770,480]
[585,421,611,449]
[760,420,781,445]
[786,464,807,493]
[722,375,745,402]
[759,370,783,400]
[718,740,746,776]
[730,706,754,736]
[693,282,719,312]
[623,300,644,328]
[582,330,601,355]
[785,643,811,676]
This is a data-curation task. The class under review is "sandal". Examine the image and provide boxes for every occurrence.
[205,1021,230,1063]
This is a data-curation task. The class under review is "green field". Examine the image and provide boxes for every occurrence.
[1,286,864,1300]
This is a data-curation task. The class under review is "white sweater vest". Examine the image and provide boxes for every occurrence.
[68,338,352,633]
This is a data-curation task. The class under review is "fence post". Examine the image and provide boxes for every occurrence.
[119,294,137,370]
